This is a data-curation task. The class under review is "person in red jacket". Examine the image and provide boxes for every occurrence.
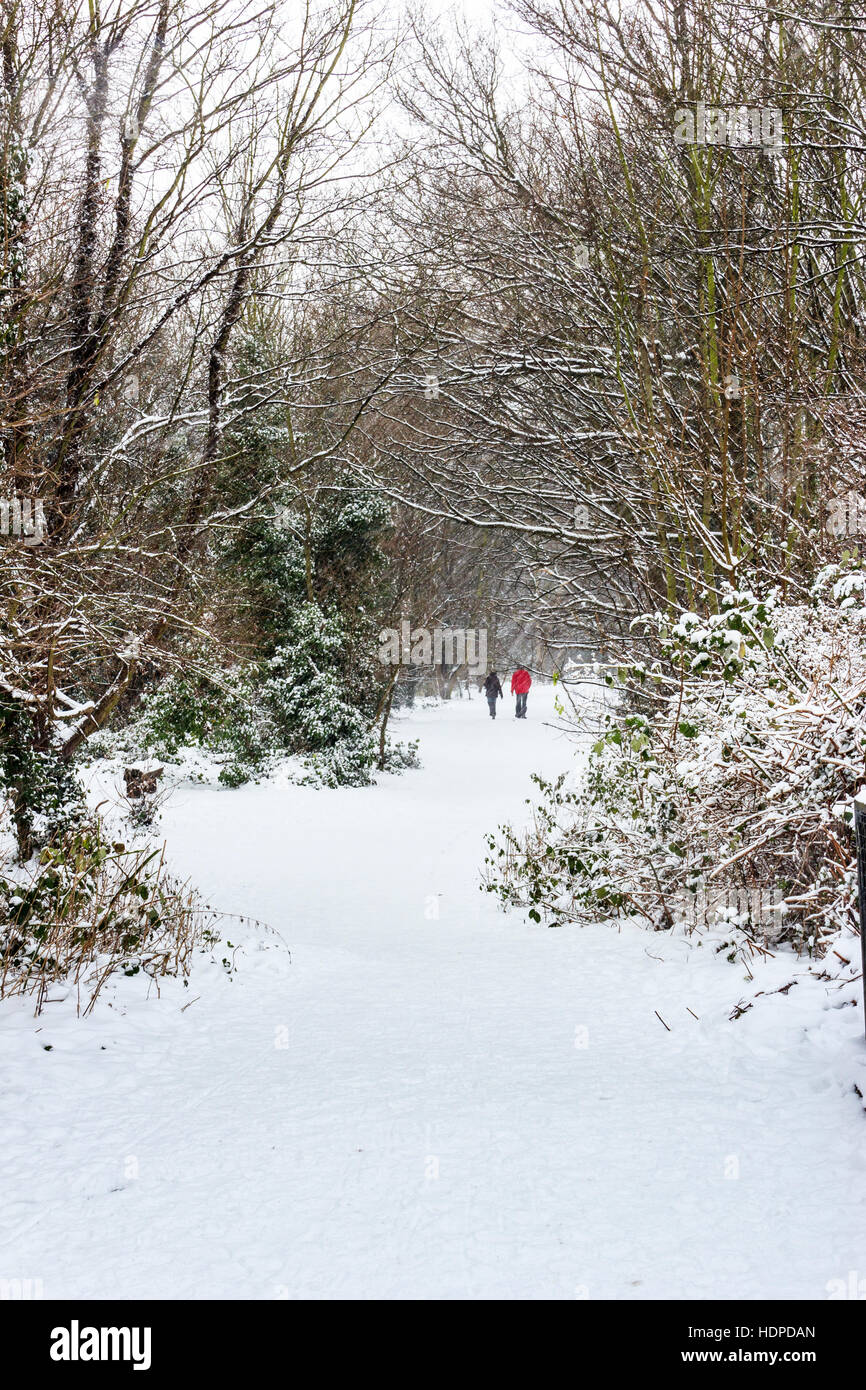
[510,666,532,718]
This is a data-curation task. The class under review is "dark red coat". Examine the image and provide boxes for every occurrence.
[510,669,532,694]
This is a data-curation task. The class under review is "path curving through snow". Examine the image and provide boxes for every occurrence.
[1,686,865,1299]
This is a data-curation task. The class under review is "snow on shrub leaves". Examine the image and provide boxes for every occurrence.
[484,579,866,964]
[105,601,418,789]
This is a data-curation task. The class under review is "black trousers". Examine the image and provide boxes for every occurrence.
[487,697,497,718]
[515,692,527,717]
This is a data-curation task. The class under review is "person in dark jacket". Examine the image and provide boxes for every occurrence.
[482,671,503,718]
[511,666,532,718]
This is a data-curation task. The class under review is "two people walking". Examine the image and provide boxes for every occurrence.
[482,667,532,719]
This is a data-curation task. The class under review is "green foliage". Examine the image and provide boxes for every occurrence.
[645,585,780,685]
[118,600,416,789]
[110,470,406,787]
[221,465,392,658]
[0,696,86,856]
[120,668,271,786]
[81,387,409,791]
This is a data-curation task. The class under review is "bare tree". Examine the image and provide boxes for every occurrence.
[0,0,392,855]
[361,1,866,670]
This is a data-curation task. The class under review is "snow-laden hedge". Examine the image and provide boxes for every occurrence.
[484,573,866,957]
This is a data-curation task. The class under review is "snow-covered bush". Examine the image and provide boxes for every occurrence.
[0,695,88,859]
[84,473,415,790]
[262,604,373,747]
[0,818,221,1014]
[261,602,419,786]
[117,668,272,786]
[106,601,418,789]
[484,577,866,958]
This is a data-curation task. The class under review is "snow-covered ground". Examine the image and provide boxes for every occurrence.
[1,685,865,1300]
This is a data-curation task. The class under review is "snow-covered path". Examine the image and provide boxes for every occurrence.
[2,687,866,1299]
